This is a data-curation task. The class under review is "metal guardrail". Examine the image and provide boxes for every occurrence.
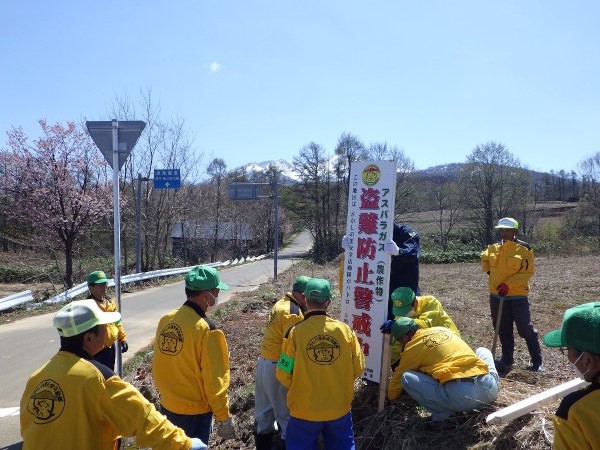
[0,253,268,311]
[0,290,34,312]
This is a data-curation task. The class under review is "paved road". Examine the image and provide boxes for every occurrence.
[0,231,312,449]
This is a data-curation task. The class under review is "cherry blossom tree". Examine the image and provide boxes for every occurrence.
[2,120,113,287]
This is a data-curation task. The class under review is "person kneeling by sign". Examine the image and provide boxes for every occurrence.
[387,318,499,430]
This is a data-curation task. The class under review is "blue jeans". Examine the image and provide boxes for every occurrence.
[161,407,213,445]
[402,348,499,421]
[286,412,355,450]
[489,295,542,367]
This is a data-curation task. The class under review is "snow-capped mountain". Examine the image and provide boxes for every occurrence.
[235,159,300,184]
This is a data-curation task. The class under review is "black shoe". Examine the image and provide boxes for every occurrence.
[494,359,513,377]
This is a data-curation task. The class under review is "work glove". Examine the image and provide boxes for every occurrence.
[497,283,509,296]
[341,235,350,250]
[380,320,394,334]
[190,438,208,449]
[216,417,237,440]
[383,240,400,255]
[120,341,129,353]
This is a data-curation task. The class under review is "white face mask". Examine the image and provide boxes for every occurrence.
[201,291,219,313]
[407,310,417,318]
[571,352,589,380]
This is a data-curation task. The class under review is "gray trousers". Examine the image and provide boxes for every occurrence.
[254,357,291,439]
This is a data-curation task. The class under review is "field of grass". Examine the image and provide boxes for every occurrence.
[117,253,600,449]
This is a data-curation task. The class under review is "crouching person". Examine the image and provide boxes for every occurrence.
[20,299,206,450]
[388,317,499,430]
[276,278,365,450]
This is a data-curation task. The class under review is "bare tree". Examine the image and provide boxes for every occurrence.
[579,152,600,244]
[426,170,463,251]
[289,142,338,261]
[460,141,529,245]
[334,133,367,197]
[367,142,415,214]
[108,89,201,271]
[206,158,227,262]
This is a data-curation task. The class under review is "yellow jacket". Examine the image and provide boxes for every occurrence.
[388,327,489,401]
[90,297,126,347]
[412,296,460,336]
[276,311,365,421]
[481,239,534,297]
[20,350,192,450]
[553,383,600,450]
[153,301,230,421]
[260,292,304,360]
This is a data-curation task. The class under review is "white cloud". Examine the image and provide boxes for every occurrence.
[209,62,224,73]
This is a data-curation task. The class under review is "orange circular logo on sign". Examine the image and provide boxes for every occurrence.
[362,164,381,186]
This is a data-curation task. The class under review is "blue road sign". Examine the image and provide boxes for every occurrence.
[154,169,181,189]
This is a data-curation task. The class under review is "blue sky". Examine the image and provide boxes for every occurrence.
[1,1,598,174]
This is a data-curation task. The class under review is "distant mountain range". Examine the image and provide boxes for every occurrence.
[235,159,467,183]
[235,160,559,184]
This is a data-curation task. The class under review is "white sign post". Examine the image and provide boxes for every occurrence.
[340,161,396,385]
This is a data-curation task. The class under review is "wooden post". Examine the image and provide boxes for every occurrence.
[378,334,391,412]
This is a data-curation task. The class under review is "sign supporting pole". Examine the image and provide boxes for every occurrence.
[378,334,391,412]
[111,120,124,378]
[86,119,145,379]
[273,173,279,282]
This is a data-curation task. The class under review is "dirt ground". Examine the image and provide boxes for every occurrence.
[117,254,600,450]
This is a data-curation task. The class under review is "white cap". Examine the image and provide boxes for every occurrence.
[494,217,518,229]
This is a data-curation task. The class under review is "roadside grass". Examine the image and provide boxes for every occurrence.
[116,254,600,449]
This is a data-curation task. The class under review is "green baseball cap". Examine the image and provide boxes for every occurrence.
[87,270,109,285]
[185,265,229,291]
[391,287,416,316]
[54,299,121,337]
[543,302,600,354]
[391,317,418,340]
[292,276,311,293]
[304,278,332,303]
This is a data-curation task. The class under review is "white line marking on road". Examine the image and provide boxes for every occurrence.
[0,407,20,417]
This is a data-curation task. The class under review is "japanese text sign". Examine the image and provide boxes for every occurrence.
[340,161,397,382]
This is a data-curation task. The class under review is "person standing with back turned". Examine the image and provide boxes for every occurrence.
[153,265,236,445]
[481,217,542,376]
[20,299,206,450]
[276,278,365,450]
[254,276,310,449]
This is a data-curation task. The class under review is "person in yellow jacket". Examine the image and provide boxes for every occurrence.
[481,217,542,376]
[86,270,128,371]
[276,278,365,450]
[543,302,600,450]
[387,318,499,430]
[20,299,206,450]
[254,275,309,449]
[381,287,460,369]
[153,265,236,446]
